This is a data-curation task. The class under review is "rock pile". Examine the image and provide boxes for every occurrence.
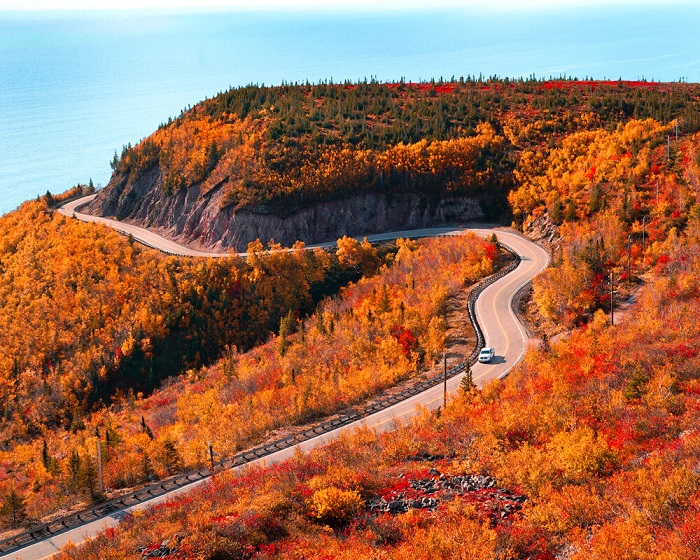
[138,535,183,558]
[367,469,526,520]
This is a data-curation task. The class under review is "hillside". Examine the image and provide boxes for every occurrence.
[86,79,700,250]
[3,77,700,557]
[62,241,700,559]
[0,204,496,534]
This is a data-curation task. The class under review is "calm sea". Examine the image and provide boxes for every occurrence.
[1,5,699,216]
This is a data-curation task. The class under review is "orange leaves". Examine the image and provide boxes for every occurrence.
[547,426,616,483]
[375,123,503,191]
[532,254,593,323]
[571,516,658,560]
[309,487,364,526]
[335,236,379,277]
[511,118,673,227]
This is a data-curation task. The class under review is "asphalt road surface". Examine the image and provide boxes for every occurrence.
[5,197,548,559]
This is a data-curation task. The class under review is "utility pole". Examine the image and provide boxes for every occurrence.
[627,234,631,281]
[96,429,104,495]
[443,353,447,408]
[208,443,215,476]
[610,270,615,326]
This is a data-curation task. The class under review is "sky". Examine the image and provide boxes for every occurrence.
[0,0,683,11]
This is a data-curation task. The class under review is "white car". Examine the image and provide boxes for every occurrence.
[478,347,495,363]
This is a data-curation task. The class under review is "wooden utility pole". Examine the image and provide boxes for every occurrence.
[627,235,631,281]
[443,353,447,408]
[610,270,615,326]
[209,443,215,476]
[96,430,104,495]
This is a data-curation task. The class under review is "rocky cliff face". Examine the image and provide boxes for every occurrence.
[87,165,486,252]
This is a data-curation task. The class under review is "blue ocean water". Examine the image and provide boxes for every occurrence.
[1,5,699,216]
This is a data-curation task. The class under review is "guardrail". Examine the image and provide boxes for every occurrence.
[0,244,521,557]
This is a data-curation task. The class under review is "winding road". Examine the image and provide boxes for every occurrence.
[3,196,549,559]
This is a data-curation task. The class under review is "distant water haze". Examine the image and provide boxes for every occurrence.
[1,5,699,215]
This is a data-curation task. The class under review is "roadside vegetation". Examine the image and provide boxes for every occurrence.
[0,202,494,533]
[2,78,700,558]
[62,238,700,558]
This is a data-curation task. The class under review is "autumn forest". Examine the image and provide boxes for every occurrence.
[2,78,700,558]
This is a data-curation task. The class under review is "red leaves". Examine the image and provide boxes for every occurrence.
[668,343,699,360]
[151,496,193,512]
[485,242,497,262]
[497,522,555,560]
[655,253,671,273]
[539,80,659,91]
[391,325,419,356]
[385,82,454,94]
[377,476,411,500]
[604,415,638,451]
[211,513,238,525]
[227,280,242,299]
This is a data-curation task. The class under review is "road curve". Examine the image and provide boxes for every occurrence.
[5,198,548,560]
[58,195,229,257]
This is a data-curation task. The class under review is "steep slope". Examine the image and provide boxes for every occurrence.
[86,79,700,251]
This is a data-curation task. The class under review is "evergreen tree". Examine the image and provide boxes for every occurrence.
[110,150,120,171]
[104,424,121,462]
[41,439,50,470]
[1,489,26,526]
[141,451,155,482]
[564,198,577,222]
[162,439,184,475]
[141,416,154,440]
[378,284,391,314]
[460,365,476,394]
[41,440,59,475]
[316,307,326,336]
[78,455,100,499]
[68,449,82,486]
[278,309,296,356]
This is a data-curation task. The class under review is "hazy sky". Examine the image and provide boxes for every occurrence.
[0,0,679,11]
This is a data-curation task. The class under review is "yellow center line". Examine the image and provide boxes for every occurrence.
[490,273,516,358]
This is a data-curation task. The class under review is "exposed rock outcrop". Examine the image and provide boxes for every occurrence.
[87,165,487,252]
